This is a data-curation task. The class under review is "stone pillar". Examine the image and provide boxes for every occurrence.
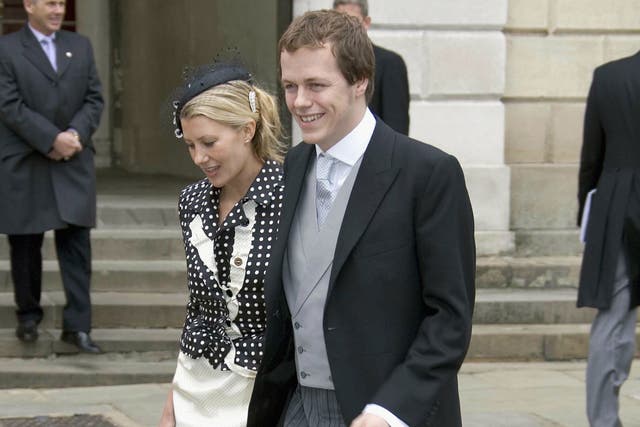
[293,0,513,255]
[75,0,112,168]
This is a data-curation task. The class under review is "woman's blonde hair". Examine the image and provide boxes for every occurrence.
[180,80,286,163]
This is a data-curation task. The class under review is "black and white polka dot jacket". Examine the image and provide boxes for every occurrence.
[177,160,284,373]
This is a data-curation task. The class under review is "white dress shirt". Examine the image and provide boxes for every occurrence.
[29,24,57,71]
[315,108,375,186]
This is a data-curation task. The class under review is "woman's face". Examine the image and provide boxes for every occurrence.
[181,115,255,189]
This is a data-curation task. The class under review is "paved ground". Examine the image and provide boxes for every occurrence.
[1,360,639,426]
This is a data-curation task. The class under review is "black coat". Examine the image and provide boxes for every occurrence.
[577,50,640,309]
[369,44,410,135]
[0,26,103,234]
[248,120,475,427]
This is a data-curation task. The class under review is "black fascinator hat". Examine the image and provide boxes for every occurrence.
[172,57,254,139]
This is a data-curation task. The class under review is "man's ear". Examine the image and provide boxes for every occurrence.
[355,78,369,97]
[362,16,372,30]
[24,0,34,14]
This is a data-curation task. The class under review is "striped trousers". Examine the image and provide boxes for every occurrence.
[283,385,346,427]
[586,252,638,427]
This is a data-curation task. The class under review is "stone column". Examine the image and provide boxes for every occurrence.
[293,0,513,255]
[75,0,112,168]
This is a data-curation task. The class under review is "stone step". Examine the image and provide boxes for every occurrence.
[96,197,178,228]
[2,323,639,389]
[0,292,187,329]
[0,255,583,291]
[0,228,184,261]
[0,289,594,330]
[474,288,595,324]
[0,260,187,293]
[476,256,582,288]
[0,229,584,262]
[8,323,638,363]
[469,323,640,361]
[0,352,175,389]
[514,230,583,257]
[94,169,189,230]
[0,328,180,358]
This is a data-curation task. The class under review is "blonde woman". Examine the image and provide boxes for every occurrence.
[159,63,286,427]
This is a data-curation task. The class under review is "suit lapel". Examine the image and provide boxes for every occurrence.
[20,26,57,81]
[265,144,315,305]
[55,32,72,77]
[329,122,400,294]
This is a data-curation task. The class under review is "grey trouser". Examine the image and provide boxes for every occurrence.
[283,385,346,427]
[586,252,638,427]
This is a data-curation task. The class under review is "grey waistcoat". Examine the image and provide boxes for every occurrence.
[283,155,362,389]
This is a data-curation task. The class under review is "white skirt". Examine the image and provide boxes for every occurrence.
[172,351,256,427]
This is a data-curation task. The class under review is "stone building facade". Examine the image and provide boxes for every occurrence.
[3,0,639,256]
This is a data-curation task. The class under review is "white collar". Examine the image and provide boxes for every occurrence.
[315,108,376,166]
[28,24,56,43]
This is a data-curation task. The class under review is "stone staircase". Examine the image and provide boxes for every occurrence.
[0,169,637,388]
[0,170,190,388]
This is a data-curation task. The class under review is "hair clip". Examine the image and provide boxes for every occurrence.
[249,90,257,113]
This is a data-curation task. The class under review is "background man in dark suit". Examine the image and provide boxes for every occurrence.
[333,0,410,135]
[248,10,475,427]
[0,0,103,353]
[577,51,640,427]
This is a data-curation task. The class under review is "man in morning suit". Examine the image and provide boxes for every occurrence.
[248,10,475,427]
[0,0,103,353]
[333,0,410,135]
[577,50,640,427]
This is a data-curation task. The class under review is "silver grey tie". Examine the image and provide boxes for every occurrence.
[40,38,57,71]
[316,154,336,226]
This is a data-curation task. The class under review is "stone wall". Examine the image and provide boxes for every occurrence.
[506,0,640,254]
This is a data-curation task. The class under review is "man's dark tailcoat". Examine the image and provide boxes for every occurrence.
[248,119,475,427]
[578,50,640,309]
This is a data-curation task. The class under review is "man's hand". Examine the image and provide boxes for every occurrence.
[350,413,389,427]
[51,131,82,160]
[46,148,64,161]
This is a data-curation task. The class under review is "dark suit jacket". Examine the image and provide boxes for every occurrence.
[577,50,640,309]
[0,26,103,234]
[369,44,410,135]
[248,119,476,427]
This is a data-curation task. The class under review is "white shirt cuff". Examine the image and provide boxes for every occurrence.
[363,404,409,427]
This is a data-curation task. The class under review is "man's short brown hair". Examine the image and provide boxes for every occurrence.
[278,9,375,102]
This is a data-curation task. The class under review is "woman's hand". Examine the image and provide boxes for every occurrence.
[158,389,176,427]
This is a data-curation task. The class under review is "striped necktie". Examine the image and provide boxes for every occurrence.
[316,154,337,226]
